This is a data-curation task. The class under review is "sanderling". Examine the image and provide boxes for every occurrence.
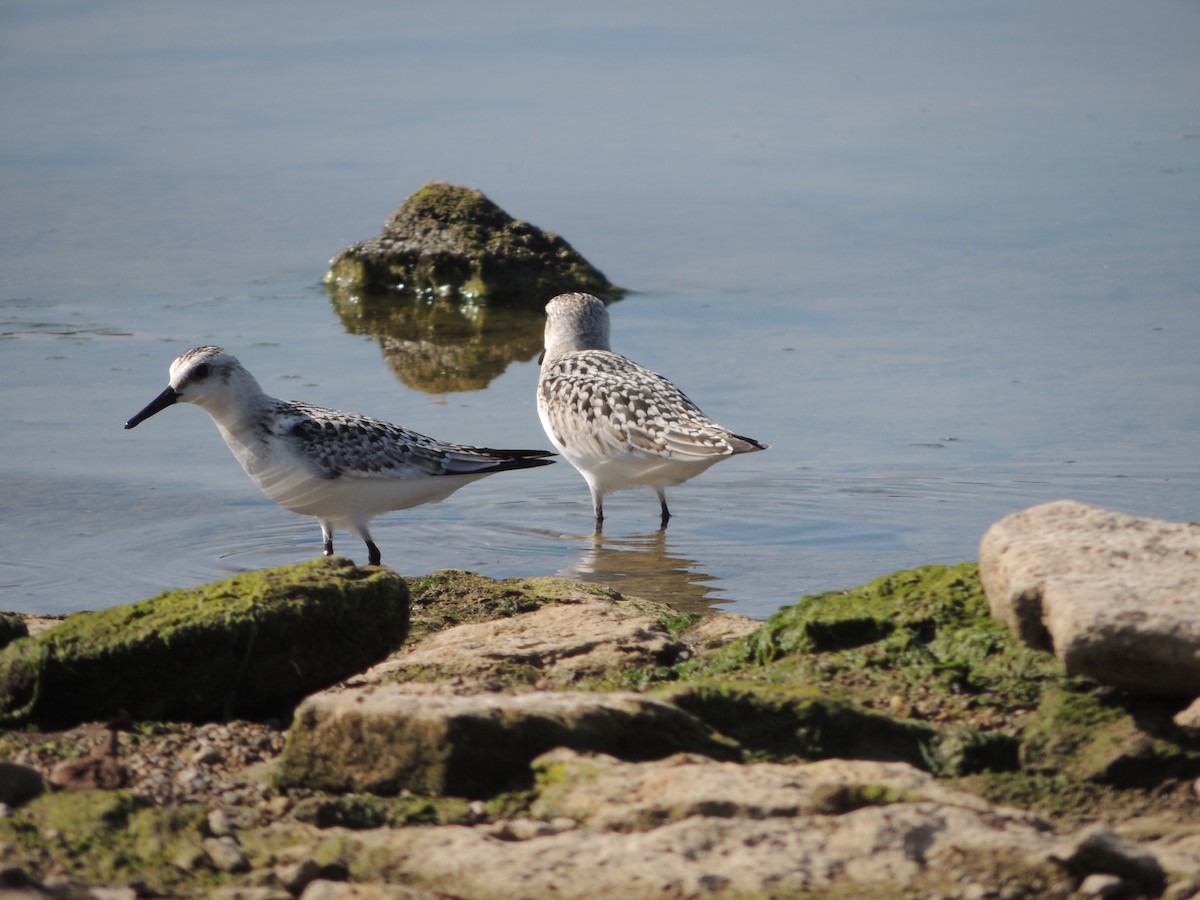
[536,292,767,528]
[126,346,554,566]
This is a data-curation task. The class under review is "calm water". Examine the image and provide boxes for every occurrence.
[2,2,1197,618]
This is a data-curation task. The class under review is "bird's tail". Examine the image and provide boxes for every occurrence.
[467,448,557,473]
[729,433,769,453]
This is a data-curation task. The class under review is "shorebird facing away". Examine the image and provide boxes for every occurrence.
[125,346,555,566]
[536,292,767,529]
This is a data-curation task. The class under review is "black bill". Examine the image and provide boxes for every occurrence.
[125,386,180,429]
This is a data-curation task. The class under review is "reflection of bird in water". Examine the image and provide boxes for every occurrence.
[537,292,768,529]
[559,528,721,614]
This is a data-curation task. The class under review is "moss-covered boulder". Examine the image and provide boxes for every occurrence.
[677,564,1200,792]
[1019,687,1200,784]
[324,182,620,304]
[276,687,736,798]
[669,683,1018,776]
[0,558,409,728]
[0,612,28,650]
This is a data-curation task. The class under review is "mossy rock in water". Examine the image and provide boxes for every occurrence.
[324,181,620,304]
[0,558,409,728]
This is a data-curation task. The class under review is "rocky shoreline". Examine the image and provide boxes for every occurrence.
[1,501,1198,898]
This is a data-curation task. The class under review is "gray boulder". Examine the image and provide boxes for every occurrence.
[979,500,1200,695]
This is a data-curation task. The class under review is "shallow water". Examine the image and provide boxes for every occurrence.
[1,2,1197,618]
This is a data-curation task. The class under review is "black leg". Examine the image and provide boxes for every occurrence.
[658,491,671,530]
[366,540,381,566]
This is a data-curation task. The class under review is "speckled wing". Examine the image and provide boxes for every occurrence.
[538,350,738,460]
[277,401,521,479]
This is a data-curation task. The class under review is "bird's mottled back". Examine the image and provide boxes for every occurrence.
[278,400,549,480]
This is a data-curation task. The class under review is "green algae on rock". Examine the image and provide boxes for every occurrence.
[1019,686,1200,784]
[0,558,409,728]
[668,683,1018,776]
[404,569,676,645]
[0,612,28,650]
[2,562,1199,897]
[677,563,1200,793]
[324,181,620,305]
[728,563,1066,720]
[0,789,209,895]
[276,688,737,798]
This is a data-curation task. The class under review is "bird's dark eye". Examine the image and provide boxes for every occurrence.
[193,363,211,379]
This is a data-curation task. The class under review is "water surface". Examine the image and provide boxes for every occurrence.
[1,2,1197,618]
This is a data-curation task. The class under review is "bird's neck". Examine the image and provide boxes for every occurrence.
[198,384,276,448]
[544,331,610,366]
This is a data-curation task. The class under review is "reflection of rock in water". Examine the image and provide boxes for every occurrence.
[328,287,546,394]
[562,530,723,614]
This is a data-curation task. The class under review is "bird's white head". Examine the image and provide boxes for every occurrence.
[542,292,611,363]
[125,346,261,429]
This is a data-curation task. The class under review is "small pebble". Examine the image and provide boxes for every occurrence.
[207,808,233,836]
[276,858,323,894]
[87,887,138,900]
[1079,873,1126,898]
[172,845,209,872]
[191,743,225,766]
[203,836,250,874]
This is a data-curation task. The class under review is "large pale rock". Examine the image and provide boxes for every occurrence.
[1142,826,1200,878]
[276,685,734,797]
[979,501,1200,694]
[360,601,683,688]
[336,792,1067,898]
[301,883,433,900]
[297,752,1171,897]
[530,749,993,829]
